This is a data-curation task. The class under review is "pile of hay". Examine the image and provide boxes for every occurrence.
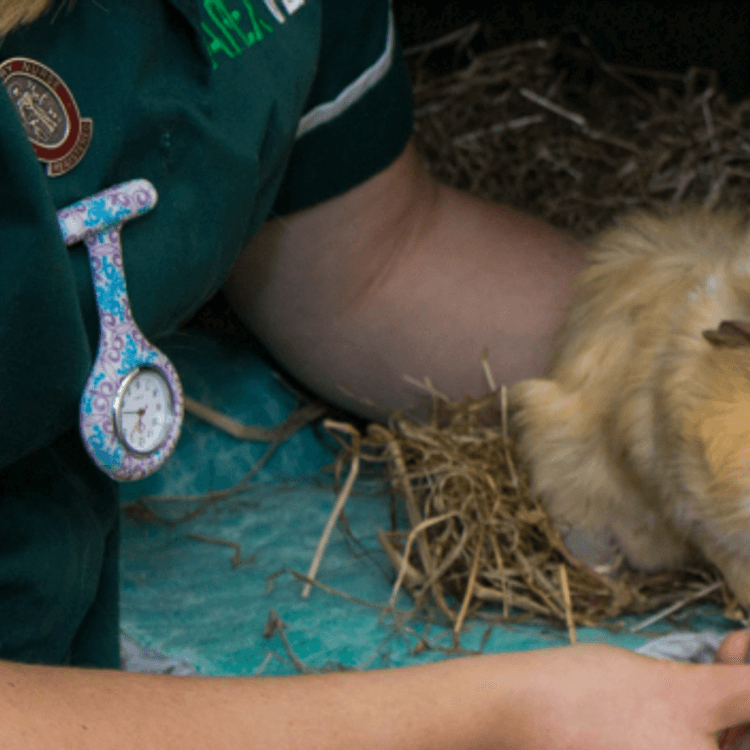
[409,26,750,235]
[350,386,734,640]
[347,27,750,634]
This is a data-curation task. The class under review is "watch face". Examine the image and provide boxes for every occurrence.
[114,367,175,454]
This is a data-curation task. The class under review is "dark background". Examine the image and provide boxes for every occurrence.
[393,1,750,101]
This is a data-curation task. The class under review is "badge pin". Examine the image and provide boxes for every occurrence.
[1,56,93,177]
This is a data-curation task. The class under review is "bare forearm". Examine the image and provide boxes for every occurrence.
[0,655,524,750]
[5,642,748,749]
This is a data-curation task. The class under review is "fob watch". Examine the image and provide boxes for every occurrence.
[57,179,184,481]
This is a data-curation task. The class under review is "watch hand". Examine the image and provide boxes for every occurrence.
[124,407,147,440]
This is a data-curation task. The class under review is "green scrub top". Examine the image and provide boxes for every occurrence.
[0,0,413,666]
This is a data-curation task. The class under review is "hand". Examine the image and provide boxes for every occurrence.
[714,630,750,749]
[495,640,750,750]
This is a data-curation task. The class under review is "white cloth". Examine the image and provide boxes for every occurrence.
[120,632,198,675]
[635,630,727,663]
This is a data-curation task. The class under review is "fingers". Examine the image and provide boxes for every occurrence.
[715,631,750,665]
[699,663,750,733]
[712,633,750,749]
[718,724,750,749]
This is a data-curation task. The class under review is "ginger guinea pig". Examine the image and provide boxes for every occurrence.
[510,207,750,605]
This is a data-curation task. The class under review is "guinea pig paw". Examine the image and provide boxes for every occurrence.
[561,527,619,569]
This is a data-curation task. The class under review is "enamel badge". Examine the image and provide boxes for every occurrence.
[1,56,92,176]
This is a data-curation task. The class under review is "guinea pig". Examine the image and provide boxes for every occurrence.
[510,206,750,605]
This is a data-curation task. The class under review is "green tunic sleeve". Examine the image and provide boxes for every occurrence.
[271,1,415,215]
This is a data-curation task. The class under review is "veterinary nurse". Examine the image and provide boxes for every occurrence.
[1,2,748,749]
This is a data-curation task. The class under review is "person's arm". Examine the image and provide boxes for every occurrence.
[0,650,537,750]
[224,138,587,423]
[3,643,750,750]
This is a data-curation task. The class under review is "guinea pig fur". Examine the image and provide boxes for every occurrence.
[510,206,750,605]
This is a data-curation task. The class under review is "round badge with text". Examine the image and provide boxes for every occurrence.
[1,56,92,176]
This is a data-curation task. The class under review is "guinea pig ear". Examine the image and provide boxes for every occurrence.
[702,320,750,347]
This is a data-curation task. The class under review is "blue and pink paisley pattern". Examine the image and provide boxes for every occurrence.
[57,180,184,481]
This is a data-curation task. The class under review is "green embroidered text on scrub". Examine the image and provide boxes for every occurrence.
[202,0,308,69]
[202,0,275,68]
